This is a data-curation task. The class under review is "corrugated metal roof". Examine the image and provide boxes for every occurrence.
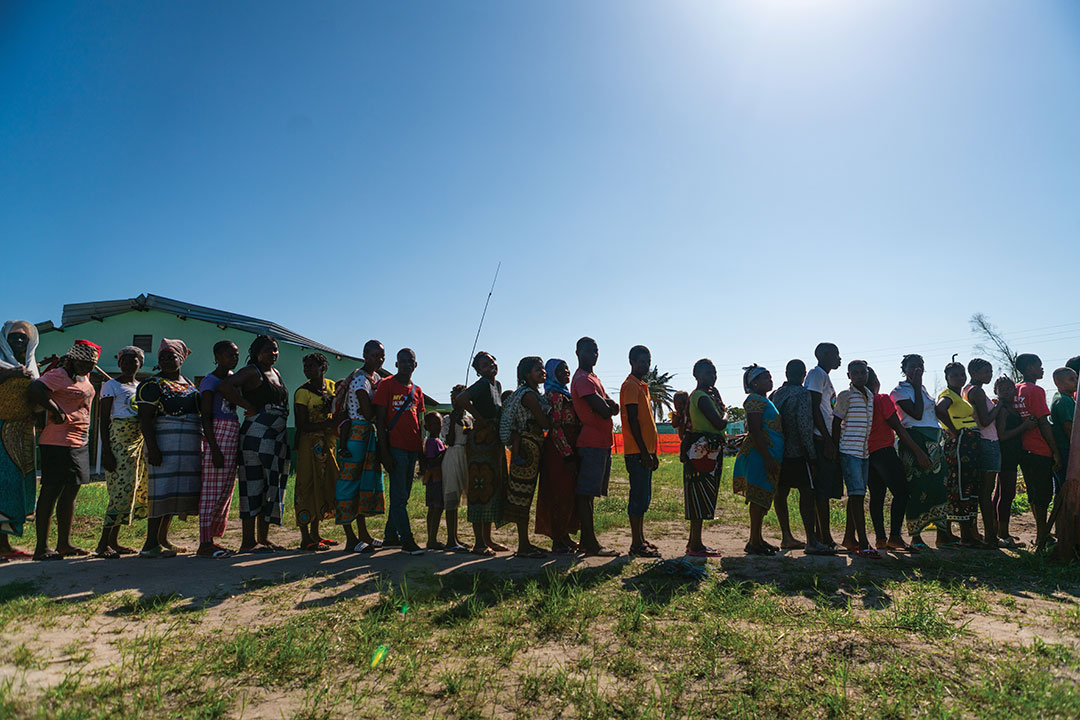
[59,293,360,360]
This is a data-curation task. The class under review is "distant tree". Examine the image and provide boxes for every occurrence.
[644,366,676,422]
[726,406,746,423]
[970,312,1021,381]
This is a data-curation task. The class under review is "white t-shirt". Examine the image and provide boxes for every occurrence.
[889,382,939,429]
[441,414,472,446]
[347,370,378,422]
[803,366,835,438]
[100,378,139,419]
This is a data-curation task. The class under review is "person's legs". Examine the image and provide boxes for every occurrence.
[774,485,795,546]
[626,454,652,549]
[812,438,838,546]
[979,471,998,546]
[995,461,1018,539]
[1020,452,1054,547]
[867,452,888,546]
[471,521,487,553]
[688,518,703,552]
[576,495,598,550]
[240,517,258,550]
[34,482,63,559]
[427,508,442,547]
[446,502,460,547]
[748,503,769,549]
[387,448,417,547]
[796,489,821,548]
[576,447,612,554]
[157,515,175,550]
[142,517,164,552]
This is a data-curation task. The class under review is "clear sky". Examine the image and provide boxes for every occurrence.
[3,1,1079,404]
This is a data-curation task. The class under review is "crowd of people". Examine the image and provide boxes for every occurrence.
[0,318,1076,564]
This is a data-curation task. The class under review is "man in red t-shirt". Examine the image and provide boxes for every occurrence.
[571,337,619,557]
[373,348,426,555]
[1014,353,1062,549]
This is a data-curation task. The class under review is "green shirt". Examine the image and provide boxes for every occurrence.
[1050,391,1074,462]
[689,389,726,436]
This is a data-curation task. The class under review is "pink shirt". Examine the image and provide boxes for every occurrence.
[571,369,613,449]
[37,367,96,447]
[963,384,999,442]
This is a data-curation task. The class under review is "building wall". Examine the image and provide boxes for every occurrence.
[36,309,363,430]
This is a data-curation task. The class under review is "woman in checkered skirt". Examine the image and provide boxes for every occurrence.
[219,335,290,553]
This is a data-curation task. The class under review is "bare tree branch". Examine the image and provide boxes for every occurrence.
[970,312,1021,381]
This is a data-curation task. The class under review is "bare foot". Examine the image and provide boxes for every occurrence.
[780,538,806,550]
[487,541,510,552]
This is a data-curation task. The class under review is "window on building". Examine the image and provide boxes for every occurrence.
[133,334,153,352]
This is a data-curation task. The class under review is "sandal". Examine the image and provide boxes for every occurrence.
[33,550,62,561]
[58,546,89,557]
[94,548,121,560]
[687,546,722,558]
[514,548,546,559]
[745,543,776,556]
[197,547,233,558]
[583,546,619,558]
[551,545,576,555]
[1,549,32,559]
[854,548,882,560]
[139,546,177,559]
[302,541,328,552]
[471,546,496,557]
[238,544,274,554]
[629,545,662,558]
[319,538,339,547]
[446,544,469,553]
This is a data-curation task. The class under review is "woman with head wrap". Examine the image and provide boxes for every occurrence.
[535,358,582,553]
[93,346,147,559]
[136,338,201,558]
[732,365,784,556]
[0,320,40,559]
[27,339,100,560]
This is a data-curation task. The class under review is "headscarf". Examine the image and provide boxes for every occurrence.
[64,339,102,364]
[0,320,40,379]
[544,358,570,398]
[158,337,191,363]
[743,364,768,394]
[116,345,145,365]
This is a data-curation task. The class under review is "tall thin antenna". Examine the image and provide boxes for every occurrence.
[466,262,501,385]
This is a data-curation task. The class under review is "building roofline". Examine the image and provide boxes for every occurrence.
[51,293,362,361]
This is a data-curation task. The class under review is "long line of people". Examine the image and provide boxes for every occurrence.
[0,321,1075,563]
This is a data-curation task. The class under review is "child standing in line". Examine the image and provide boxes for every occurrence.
[832,360,880,559]
[422,411,447,549]
[1014,353,1062,550]
[671,390,691,463]
[993,377,1034,548]
[441,386,472,552]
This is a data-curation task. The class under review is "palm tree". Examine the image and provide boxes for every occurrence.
[644,366,676,422]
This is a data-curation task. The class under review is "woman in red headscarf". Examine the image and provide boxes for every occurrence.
[27,339,100,561]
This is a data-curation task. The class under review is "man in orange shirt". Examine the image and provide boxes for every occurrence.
[620,345,661,557]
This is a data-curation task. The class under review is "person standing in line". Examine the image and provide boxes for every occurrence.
[440,385,472,552]
[1050,367,1076,491]
[0,320,40,560]
[620,345,661,558]
[683,358,727,557]
[218,335,291,553]
[936,360,983,547]
[866,366,928,552]
[535,359,581,554]
[832,360,880,559]
[1013,353,1062,550]
[374,348,426,556]
[769,359,831,555]
[136,339,202,558]
[499,356,551,558]
[95,345,147,558]
[422,411,448,549]
[963,358,1002,549]
[570,337,619,557]
[293,352,340,552]
[335,340,386,553]
[889,354,948,550]
[993,377,1033,548]
[197,341,241,558]
[455,351,509,556]
[733,365,783,556]
[804,342,843,550]
[28,340,100,561]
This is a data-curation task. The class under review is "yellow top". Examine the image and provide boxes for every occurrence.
[938,387,977,430]
[295,379,336,424]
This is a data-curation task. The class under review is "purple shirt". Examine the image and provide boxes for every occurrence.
[199,372,237,421]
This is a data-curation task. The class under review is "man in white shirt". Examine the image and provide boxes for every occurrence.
[804,342,842,549]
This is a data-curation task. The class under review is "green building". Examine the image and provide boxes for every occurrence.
[34,293,371,434]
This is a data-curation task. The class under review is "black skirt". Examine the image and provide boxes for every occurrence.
[39,443,90,486]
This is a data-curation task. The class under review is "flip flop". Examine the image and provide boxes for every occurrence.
[319,538,339,547]
[471,546,496,557]
[33,551,62,562]
[584,547,619,558]
[302,541,328,552]
[686,547,722,558]
[805,544,838,556]
[351,541,371,553]
[447,544,469,553]
[197,548,233,559]
[58,546,89,557]
[854,548,882,560]
[369,539,384,549]
[239,545,274,554]
[94,548,121,560]
[514,548,546,559]
[1,549,32,559]
[745,544,776,556]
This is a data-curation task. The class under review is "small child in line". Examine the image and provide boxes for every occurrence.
[422,411,447,550]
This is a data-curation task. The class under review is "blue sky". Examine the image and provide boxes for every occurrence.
[3,1,1079,403]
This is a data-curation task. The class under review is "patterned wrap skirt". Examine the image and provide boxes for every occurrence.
[501,425,543,526]
[104,418,148,528]
[900,427,948,535]
[199,416,240,542]
[147,415,202,519]
[336,419,384,523]
[466,416,507,524]
[683,433,724,520]
[238,408,291,525]
[0,417,35,537]
[944,427,981,522]
[294,428,338,526]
